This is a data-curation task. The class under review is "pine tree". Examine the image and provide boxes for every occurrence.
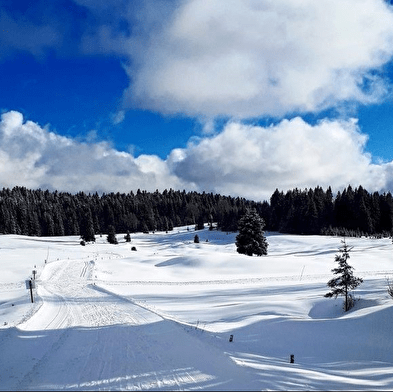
[325,239,363,311]
[236,208,268,256]
[124,230,131,242]
[107,225,118,244]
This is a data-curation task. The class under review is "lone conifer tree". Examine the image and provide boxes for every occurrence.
[325,239,363,311]
[124,231,131,242]
[236,208,268,256]
[107,225,118,244]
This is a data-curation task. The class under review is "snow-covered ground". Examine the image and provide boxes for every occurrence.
[1,226,393,390]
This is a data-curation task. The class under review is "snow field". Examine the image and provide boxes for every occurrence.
[0,227,393,390]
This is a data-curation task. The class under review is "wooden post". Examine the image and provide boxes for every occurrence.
[29,279,34,303]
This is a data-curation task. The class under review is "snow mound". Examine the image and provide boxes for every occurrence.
[155,256,203,268]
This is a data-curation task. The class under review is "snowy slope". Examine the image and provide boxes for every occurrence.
[1,227,393,390]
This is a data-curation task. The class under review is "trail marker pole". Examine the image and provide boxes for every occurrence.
[25,279,35,303]
[29,279,33,303]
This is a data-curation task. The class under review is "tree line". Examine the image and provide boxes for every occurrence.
[0,185,392,238]
[268,185,393,237]
[0,186,263,237]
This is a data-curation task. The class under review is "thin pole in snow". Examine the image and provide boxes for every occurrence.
[29,279,34,303]
[299,265,305,281]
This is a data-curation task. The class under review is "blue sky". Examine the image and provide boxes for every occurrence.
[0,51,197,158]
[2,0,393,201]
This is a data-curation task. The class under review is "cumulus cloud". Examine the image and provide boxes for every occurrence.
[1,111,393,200]
[169,117,391,200]
[4,0,393,119]
[0,111,187,194]
[119,0,393,118]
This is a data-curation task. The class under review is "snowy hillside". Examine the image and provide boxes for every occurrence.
[1,227,393,390]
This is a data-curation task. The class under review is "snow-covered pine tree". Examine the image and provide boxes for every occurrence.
[325,239,363,311]
[107,225,118,244]
[236,208,268,256]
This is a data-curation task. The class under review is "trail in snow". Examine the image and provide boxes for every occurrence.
[21,258,160,330]
[1,255,255,391]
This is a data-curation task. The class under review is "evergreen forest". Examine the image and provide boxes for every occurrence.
[0,185,392,239]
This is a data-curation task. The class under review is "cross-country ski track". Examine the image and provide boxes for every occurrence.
[2,257,252,390]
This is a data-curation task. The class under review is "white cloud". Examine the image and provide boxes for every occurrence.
[0,111,187,194]
[119,0,393,118]
[169,117,390,200]
[1,111,393,201]
[4,0,393,120]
